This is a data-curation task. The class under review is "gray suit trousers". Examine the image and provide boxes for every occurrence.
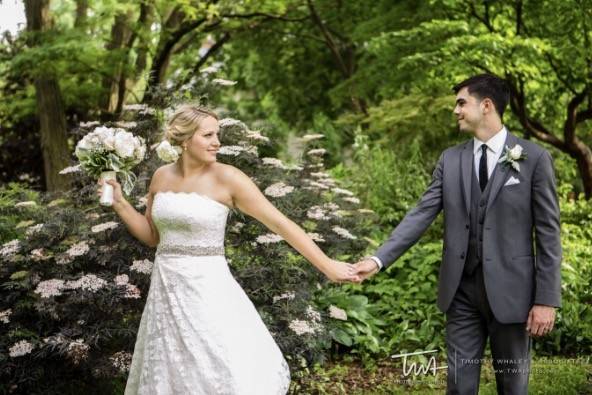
[446,268,531,395]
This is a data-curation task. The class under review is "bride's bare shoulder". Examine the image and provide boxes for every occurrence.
[211,163,247,182]
[153,163,175,177]
[150,164,175,191]
[211,163,256,197]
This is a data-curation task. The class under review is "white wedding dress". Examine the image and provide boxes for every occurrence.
[124,191,291,395]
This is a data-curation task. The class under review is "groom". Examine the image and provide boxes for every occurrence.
[354,74,562,394]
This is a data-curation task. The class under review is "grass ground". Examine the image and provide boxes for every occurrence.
[291,356,592,394]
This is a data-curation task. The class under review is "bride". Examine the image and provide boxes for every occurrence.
[97,104,360,394]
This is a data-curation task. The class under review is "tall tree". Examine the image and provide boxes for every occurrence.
[100,8,133,113]
[306,0,366,114]
[360,0,592,198]
[24,0,71,191]
[142,1,304,103]
[74,0,88,28]
[143,4,209,101]
[222,0,430,126]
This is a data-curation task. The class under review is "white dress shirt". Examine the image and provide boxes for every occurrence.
[370,126,509,271]
[473,126,507,183]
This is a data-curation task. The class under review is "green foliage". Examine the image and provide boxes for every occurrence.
[554,149,587,197]
[315,240,446,364]
[333,134,435,228]
[0,183,41,243]
[335,92,466,167]
[315,134,447,363]
[310,112,345,168]
[225,0,437,126]
[315,290,386,356]
[533,191,592,356]
[479,355,592,395]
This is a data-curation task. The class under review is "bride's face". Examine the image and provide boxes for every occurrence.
[184,116,221,163]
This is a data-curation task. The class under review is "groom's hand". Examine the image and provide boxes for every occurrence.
[526,305,556,337]
[353,258,380,283]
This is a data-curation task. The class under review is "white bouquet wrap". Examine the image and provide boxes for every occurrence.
[99,170,117,206]
[75,126,146,206]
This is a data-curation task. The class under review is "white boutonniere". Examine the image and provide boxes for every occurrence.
[499,144,527,172]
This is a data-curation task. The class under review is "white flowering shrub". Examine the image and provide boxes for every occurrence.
[210,117,377,368]
[0,183,154,393]
[0,89,377,393]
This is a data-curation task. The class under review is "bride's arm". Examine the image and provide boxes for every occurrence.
[222,166,359,282]
[97,177,160,248]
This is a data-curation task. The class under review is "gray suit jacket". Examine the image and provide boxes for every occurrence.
[375,132,562,323]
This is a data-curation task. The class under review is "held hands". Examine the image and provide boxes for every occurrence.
[352,258,380,283]
[323,259,362,283]
[526,305,556,337]
[97,178,125,207]
[322,258,380,284]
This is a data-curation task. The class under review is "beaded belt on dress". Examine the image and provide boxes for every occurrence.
[156,244,225,257]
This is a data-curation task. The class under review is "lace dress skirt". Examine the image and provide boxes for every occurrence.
[124,248,291,394]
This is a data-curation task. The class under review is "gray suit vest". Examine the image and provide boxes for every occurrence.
[464,165,496,275]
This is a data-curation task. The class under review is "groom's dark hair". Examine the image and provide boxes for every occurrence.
[453,74,510,119]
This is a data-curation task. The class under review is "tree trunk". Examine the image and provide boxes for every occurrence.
[507,77,592,199]
[101,2,155,113]
[143,16,207,103]
[101,11,132,113]
[24,0,71,192]
[133,2,154,80]
[35,78,72,191]
[571,140,592,199]
[74,0,88,28]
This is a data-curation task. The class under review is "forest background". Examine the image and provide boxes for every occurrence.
[0,0,591,393]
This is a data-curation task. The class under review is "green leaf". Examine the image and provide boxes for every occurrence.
[332,328,353,346]
[10,271,28,280]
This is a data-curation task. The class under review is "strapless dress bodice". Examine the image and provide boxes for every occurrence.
[151,191,230,256]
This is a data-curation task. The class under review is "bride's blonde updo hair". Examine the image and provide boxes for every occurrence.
[163,104,219,146]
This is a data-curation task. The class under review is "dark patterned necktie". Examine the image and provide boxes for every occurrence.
[479,144,489,191]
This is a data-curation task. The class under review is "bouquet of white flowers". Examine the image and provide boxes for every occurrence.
[75,126,146,206]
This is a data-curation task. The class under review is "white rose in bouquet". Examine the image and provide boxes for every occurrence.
[155,140,182,163]
[95,126,116,150]
[75,126,146,206]
[114,130,138,158]
[75,134,99,157]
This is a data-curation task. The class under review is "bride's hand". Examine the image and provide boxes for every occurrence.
[323,259,361,283]
[97,178,125,207]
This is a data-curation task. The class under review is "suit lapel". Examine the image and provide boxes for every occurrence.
[460,140,473,216]
[486,132,517,211]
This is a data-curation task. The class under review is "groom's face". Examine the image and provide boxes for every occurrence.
[454,87,483,134]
